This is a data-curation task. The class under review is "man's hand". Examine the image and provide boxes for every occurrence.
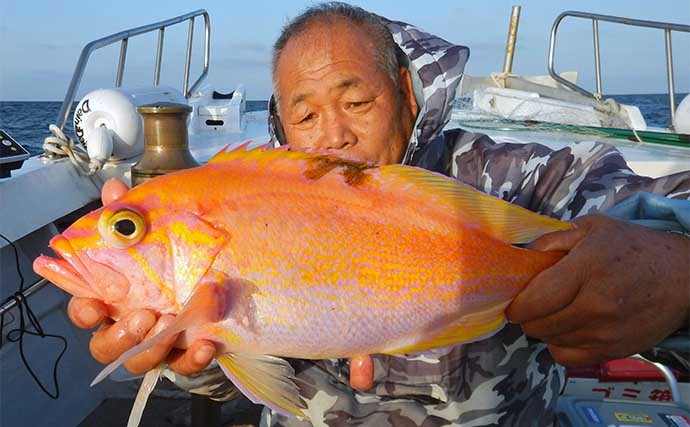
[69,297,377,389]
[65,178,217,377]
[507,215,690,367]
[350,355,374,391]
[67,298,216,375]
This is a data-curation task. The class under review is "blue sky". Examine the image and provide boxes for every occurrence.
[1,0,688,101]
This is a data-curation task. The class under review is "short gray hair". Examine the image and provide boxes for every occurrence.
[272,2,402,101]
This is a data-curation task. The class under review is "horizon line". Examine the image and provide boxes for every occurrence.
[2,93,689,103]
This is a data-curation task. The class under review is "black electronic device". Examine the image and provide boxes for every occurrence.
[0,129,31,178]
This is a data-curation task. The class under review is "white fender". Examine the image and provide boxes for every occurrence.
[673,94,690,135]
[73,89,143,161]
[73,86,188,161]
[86,125,114,168]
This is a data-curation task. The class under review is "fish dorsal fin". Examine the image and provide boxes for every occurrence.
[207,144,371,172]
[208,140,277,164]
[378,165,573,244]
[216,353,307,419]
[91,282,226,386]
[209,146,570,243]
[381,302,510,355]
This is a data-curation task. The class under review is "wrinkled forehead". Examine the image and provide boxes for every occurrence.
[273,20,387,101]
[275,18,379,71]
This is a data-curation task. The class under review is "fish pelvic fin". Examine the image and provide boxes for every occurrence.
[217,353,307,419]
[378,165,573,244]
[127,365,163,427]
[90,282,226,386]
[381,303,510,355]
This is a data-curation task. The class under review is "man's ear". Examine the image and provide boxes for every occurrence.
[269,95,288,146]
[398,67,419,139]
[398,67,419,121]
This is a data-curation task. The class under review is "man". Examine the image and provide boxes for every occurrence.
[69,3,690,425]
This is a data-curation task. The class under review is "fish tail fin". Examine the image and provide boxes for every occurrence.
[126,365,163,427]
[91,282,225,386]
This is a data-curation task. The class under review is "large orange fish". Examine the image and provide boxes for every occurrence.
[34,146,571,422]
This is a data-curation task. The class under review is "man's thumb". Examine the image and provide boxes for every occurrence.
[527,222,586,252]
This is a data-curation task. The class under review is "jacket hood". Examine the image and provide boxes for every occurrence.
[268,17,469,164]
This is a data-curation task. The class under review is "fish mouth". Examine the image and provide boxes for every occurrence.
[33,236,102,299]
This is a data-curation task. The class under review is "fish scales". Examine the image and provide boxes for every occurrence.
[33,147,572,420]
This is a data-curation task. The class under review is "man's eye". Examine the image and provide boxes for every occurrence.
[299,113,316,123]
[348,101,369,108]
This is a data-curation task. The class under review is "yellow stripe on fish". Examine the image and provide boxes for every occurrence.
[34,146,573,420]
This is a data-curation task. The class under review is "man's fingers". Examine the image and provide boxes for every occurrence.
[67,297,109,329]
[101,178,129,205]
[167,340,216,376]
[546,344,608,368]
[527,223,586,252]
[519,300,591,343]
[349,355,374,391]
[508,218,592,324]
[123,315,178,375]
[89,310,157,365]
[506,260,582,323]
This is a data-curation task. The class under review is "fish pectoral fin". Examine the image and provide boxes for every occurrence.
[217,353,307,419]
[381,303,510,355]
[90,282,226,386]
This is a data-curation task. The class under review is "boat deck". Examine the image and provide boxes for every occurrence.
[79,378,263,427]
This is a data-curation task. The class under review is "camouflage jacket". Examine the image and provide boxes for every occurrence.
[261,133,690,427]
[261,17,690,427]
[164,16,690,427]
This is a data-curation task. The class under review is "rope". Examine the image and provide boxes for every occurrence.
[489,71,519,89]
[0,232,67,400]
[42,124,103,175]
[486,72,647,144]
[594,99,645,144]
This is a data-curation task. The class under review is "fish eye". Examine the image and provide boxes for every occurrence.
[98,209,146,247]
[114,218,136,236]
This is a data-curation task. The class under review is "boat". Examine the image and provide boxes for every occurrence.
[1,7,688,427]
[453,8,690,180]
[451,8,690,426]
[0,10,269,427]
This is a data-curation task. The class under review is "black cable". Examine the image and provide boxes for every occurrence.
[0,232,67,399]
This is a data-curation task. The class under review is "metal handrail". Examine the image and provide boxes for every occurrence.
[0,279,47,318]
[548,11,690,130]
[55,9,211,131]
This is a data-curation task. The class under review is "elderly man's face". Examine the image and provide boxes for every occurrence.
[274,19,418,165]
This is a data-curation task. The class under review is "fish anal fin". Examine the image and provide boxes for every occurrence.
[382,303,509,355]
[217,353,307,419]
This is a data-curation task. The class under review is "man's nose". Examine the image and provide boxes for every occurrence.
[319,112,356,150]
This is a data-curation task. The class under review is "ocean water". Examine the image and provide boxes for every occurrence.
[609,93,687,130]
[0,95,686,156]
[0,100,269,156]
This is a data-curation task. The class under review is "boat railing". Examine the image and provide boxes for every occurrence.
[55,9,210,131]
[548,11,690,130]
